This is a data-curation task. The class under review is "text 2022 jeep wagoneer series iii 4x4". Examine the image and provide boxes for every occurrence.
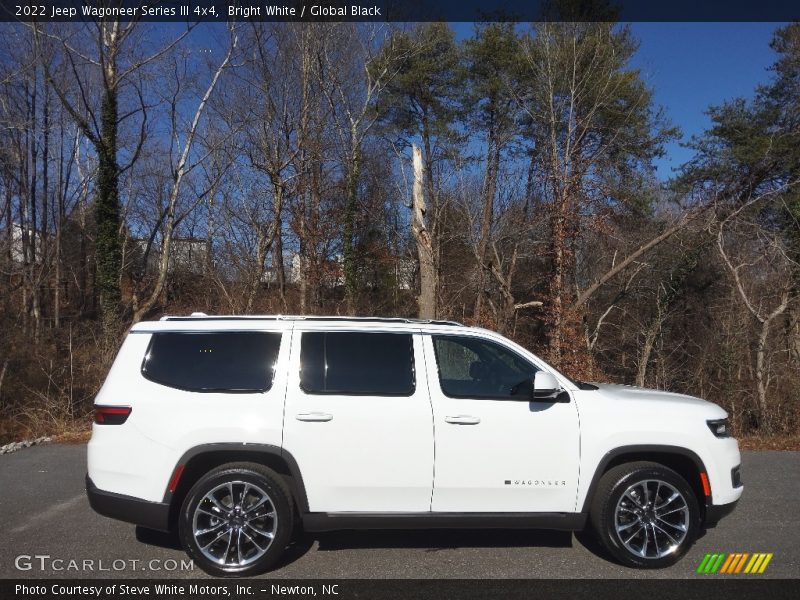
[87,315,742,576]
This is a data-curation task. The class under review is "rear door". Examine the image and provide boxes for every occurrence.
[282,327,434,512]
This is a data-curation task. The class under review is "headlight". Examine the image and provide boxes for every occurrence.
[707,418,731,438]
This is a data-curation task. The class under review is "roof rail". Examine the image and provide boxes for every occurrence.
[159,314,463,326]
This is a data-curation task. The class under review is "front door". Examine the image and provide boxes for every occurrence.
[425,333,580,513]
[283,328,434,513]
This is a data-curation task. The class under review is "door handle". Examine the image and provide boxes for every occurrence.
[296,412,333,422]
[445,415,481,425]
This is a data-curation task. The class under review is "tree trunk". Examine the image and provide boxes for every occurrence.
[755,318,771,434]
[548,192,569,363]
[421,111,436,218]
[3,185,11,283]
[492,244,521,335]
[754,299,789,434]
[205,190,214,279]
[273,211,286,310]
[342,147,360,314]
[419,112,439,312]
[96,84,123,345]
[309,145,323,310]
[40,78,50,329]
[78,204,88,317]
[474,127,501,320]
[20,83,30,331]
[54,204,62,328]
[296,32,312,314]
[636,321,660,387]
[0,358,8,408]
[411,144,437,319]
[28,71,41,337]
[788,305,800,365]
[246,226,270,314]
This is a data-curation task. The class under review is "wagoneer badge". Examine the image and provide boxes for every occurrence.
[504,480,567,487]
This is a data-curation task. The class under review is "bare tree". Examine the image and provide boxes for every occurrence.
[715,187,799,433]
[33,16,191,343]
[517,22,676,368]
[132,26,236,322]
[318,23,407,312]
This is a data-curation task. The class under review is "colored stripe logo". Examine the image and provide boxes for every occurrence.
[696,553,773,574]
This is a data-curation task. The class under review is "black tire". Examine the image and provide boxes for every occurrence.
[589,461,700,569]
[178,462,294,577]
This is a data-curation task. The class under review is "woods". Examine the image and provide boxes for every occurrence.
[1,19,798,442]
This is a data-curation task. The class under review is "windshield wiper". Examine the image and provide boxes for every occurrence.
[574,380,599,390]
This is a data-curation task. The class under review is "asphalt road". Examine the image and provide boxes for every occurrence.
[0,444,797,579]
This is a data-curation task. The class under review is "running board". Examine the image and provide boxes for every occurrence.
[302,512,587,532]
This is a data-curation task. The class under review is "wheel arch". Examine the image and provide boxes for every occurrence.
[580,445,711,518]
[163,443,309,530]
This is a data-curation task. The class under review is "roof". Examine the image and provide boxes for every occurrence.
[158,313,462,327]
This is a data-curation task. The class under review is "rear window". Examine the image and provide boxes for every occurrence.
[300,332,415,396]
[142,332,281,392]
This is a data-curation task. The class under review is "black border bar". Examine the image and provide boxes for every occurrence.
[1,0,799,23]
[3,579,800,600]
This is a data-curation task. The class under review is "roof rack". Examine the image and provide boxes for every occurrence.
[160,314,463,327]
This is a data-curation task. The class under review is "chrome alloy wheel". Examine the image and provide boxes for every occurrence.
[192,480,277,567]
[614,479,690,559]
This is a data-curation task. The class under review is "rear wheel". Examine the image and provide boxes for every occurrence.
[590,461,700,568]
[178,462,293,577]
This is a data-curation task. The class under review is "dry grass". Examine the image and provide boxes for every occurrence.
[738,435,800,451]
[52,426,91,444]
[0,417,90,445]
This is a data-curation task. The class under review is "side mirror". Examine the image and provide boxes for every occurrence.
[533,371,561,400]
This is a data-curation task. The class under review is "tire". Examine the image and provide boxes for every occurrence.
[178,462,294,577]
[589,461,700,569]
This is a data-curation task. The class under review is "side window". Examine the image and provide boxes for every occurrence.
[300,332,415,396]
[142,332,281,392]
[432,335,539,399]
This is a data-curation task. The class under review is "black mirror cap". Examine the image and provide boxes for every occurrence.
[532,389,571,403]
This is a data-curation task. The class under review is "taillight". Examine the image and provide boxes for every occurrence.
[94,405,132,425]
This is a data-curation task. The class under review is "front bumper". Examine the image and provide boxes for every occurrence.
[86,475,171,532]
[705,498,739,528]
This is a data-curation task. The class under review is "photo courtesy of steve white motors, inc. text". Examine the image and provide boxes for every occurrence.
[15,584,339,597]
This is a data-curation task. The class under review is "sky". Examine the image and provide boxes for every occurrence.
[629,22,783,179]
[453,22,784,180]
[175,21,785,183]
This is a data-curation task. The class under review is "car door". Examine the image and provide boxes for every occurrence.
[282,327,434,513]
[425,333,580,513]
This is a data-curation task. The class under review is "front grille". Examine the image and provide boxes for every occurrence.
[731,465,742,488]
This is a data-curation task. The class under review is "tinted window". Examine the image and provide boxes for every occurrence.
[432,335,539,399]
[300,332,415,396]
[142,332,281,392]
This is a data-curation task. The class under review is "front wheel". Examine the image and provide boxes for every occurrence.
[590,461,700,568]
[178,462,293,577]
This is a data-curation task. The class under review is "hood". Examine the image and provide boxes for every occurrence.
[592,383,717,409]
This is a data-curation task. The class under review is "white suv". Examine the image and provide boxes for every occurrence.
[87,315,742,576]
